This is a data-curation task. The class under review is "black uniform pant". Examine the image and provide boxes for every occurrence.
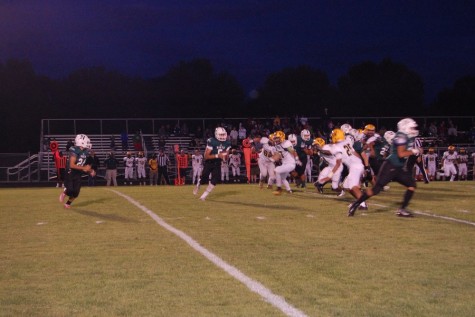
[158,166,170,185]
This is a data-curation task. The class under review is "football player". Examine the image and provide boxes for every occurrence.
[457,148,468,181]
[312,137,344,196]
[193,127,231,200]
[424,148,438,181]
[441,145,458,181]
[348,118,420,217]
[271,131,299,195]
[292,129,313,188]
[229,149,242,182]
[59,134,94,209]
[257,134,276,189]
[191,149,203,185]
[123,151,135,185]
[135,151,147,186]
[330,128,367,211]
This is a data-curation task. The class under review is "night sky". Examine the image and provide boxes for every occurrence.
[1,1,474,102]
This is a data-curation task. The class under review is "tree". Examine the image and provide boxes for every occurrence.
[337,59,424,116]
[159,58,244,117]
[431,76,475,115]
[251,66,333,117]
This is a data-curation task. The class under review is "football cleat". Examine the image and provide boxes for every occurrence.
[337,190,345,197]
[287,190,293,194]
[314,182,324,194]
[396,209,414,217]
[64,203,71,209]
[348,201,360,217]
[273,189,283,196]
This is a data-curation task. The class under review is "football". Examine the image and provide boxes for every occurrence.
[271,152,282,162]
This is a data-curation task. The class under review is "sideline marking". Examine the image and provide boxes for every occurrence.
[109,189,308,317]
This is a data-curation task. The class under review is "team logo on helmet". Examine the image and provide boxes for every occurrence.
[75,134,91,149]
[300,129,311,141]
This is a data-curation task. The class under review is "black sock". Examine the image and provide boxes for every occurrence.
[401,190,414,209]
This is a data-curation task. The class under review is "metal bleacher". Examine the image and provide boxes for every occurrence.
[39,134,197,183]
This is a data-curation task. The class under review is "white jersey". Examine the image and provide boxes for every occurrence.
[191,154,203,167]
[258,137,275,162]
[135,156,147,171]
[319,144,338,167]
[424,153,438,167]
[442,151,458,166]
[457,154,468,165]
[123,156,135,168]
[275,140,295,164]
[333,139,363,168]
[229,153,241,167]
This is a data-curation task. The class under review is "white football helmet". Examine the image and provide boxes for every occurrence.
[75,134,91,149]
[340,123,352,134]
[215,127,227,142]
[300,129,311,141]
[383,131,396,144]
[287,134,298,146]
[349,129,363,142]
[397,118,419,138]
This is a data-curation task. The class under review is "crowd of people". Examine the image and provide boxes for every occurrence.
[56,117,474,212]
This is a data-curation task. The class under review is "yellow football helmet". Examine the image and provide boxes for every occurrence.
[428,148,434,153]
[331,128,345,143]
[313,137,325,148]
[272,131,285,144]
[364,124,376,135]
[459,148,466,153]
[448,145,455,151]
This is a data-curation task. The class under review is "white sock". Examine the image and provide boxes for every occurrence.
[200,184,215,200]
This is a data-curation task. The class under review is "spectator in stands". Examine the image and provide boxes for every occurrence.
[428,121,438,137]
[158,136,166,150]
[158,125,167,137]
[86,151,101,186]
[238,123,247,141]
[148,153,159,185]
[230,126,239,147]
[133,130,143,151]
[121,131,129,151]
[66,139,74,152]
[104,152,119,186]
[157,149,171,185]
[110,135,116,151]
[447,122,458,144]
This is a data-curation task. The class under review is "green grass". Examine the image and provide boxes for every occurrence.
[1,181,475,316]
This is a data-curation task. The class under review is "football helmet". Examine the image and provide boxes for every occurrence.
[300,129,311,141]
[138,151,144,157]
[215,127,227,142]
[331,128,345,143]
[340,123,352,134]
[448,145,455,151]
[273,131,285,144]
[428,148,434,153]
[74,134,91,149]
[460,148,466,153]
[364,124,376,136]
[397,118,419,138]
[288,134,298,146]
[313,137,325,148]
[383,131,396,144]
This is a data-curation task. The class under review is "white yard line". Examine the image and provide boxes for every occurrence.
[109,189,308,317]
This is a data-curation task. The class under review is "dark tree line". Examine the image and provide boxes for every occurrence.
[1,57,474,152]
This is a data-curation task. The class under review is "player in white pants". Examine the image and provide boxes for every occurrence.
[313,138,344,195]
[221,159,230,182]
[123,152,135,185]
[424,148,438,181]
[228,150,241,181]
[135,152,147,185]
[441,146,458,181]
[191,149,203,185]
[271,131,299,195]
[457,148,468,180]
[257,136,276,189]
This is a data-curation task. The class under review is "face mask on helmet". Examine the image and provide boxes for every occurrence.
[397,118,419,138]
[215,127,227,142]
[288,134,297,146]
[383,131,396,144]
[75,134,91,149]
[300,129,311,141]
[340,124,352,134]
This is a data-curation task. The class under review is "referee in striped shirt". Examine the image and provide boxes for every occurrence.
[157,149,171,185]
[407,137,429,183]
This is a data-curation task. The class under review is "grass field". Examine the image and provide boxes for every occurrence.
[1,181,475,317]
